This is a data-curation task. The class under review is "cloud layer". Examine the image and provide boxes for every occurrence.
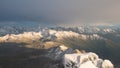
[0,0,120,26]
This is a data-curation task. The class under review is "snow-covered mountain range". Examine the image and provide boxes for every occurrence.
[1,24,119,43]
[0,24,119,36]
[0,29,103,43]
[0,25,120,68]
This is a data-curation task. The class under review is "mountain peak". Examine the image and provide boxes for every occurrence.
[46,45,114,68]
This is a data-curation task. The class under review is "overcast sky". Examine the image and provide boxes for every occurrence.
[0,0,120,26]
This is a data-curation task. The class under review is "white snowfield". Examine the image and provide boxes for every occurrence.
[63,52,114,68]
[0,29,102,43]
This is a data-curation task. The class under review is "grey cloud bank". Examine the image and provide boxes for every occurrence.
[0,0,120,26]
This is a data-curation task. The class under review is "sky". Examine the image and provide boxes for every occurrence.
[0,0,120,26]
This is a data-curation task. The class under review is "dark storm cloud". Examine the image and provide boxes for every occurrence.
[0,0,120,25]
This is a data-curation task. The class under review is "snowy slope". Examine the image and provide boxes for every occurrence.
[46,45,114,68]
